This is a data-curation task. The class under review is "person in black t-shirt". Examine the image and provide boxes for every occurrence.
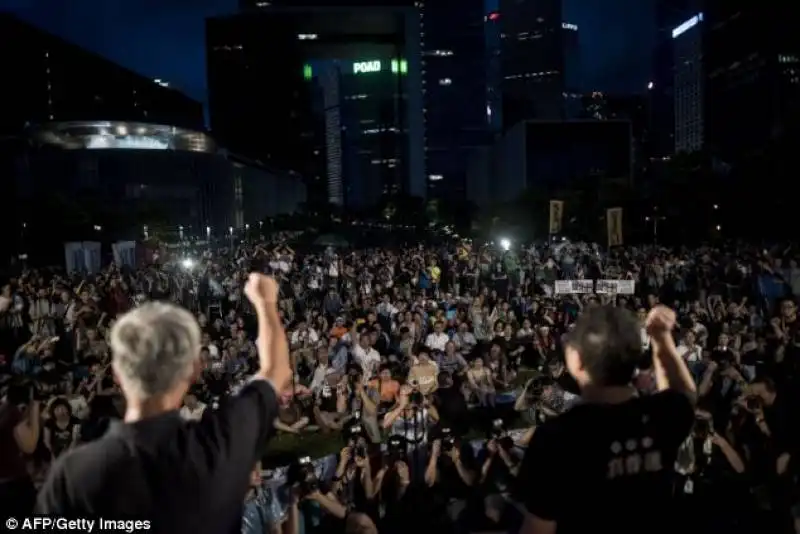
[516,305,696,534]
[43,398,80,460]
[36,274,292,534]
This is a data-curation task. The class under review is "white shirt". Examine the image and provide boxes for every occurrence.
[390,408,429,444]
[352,344,381,380]
[640,327,651,351]
[180,402,207,421]
[291,328,319,346]
[677,344,702,363]
[425,332,450,352]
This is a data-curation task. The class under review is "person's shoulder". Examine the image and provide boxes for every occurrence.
[38,436,127,513]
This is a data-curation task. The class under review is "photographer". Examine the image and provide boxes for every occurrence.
[285,456,358,534]
[476,420,523,532]
[340,364,381,443]
[331,424,377,513]
[674,409,745,531]
[424,428,478,533]
[0,382,40,516]
[383,384,439,447]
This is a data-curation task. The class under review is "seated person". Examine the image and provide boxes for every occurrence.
[407,349,439,397]
[368,364,400,413]
[274,377,312,434]
[313,372,349,432]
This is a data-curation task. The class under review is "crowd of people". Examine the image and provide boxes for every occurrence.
[2,234,800,533]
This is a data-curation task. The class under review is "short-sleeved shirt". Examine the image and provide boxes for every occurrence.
[516,390,693,534]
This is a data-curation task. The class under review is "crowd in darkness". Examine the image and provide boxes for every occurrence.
[2,235,800,533]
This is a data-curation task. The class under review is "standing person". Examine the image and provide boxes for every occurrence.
[516,305,696,534]
[36,274,292,534]
[0,384,40,517]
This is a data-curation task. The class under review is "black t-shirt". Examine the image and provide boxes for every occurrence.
[434,443,478,500]
[516,390,694,534]
[36,380,279,534]
[47,418,79,458]
[555,372,581,397]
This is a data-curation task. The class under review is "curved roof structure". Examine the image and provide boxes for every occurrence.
[28,121,216,153]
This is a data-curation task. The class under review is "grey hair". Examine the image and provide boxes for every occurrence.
[110,301,201,399]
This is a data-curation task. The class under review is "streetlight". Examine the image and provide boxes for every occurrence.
[716,225,721,231]
[178,225,184,241]
[228,226,234,249]
[647,81,654,90]
[93,225,102,232]
[206,226,211,239]
[713,204,719,210]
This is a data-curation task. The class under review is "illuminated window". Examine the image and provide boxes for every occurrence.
[298,34,318,40]
[428,174,443,181]
[439,78,452,86]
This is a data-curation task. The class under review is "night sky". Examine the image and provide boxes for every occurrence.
[1,0,654,107]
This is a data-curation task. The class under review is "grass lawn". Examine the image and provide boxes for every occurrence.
[262,368,537,467]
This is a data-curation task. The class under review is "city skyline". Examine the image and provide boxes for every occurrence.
[1,0,656,108]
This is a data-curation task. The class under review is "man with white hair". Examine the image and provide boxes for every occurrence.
[35,274,291,534]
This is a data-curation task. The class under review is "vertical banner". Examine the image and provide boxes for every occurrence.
[64,242,84,273]
[607,207,623,247]
[82,241,102,274]
[112,241,136,268]
[549,200,564,234]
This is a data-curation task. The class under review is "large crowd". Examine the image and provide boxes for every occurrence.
[2,235,800,534]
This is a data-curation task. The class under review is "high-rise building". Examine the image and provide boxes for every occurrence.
[704,2,800,160]
[206,7,425,209]
[498,0,565,127]
[312,58,412,208]
[485,10,503,133]
[650,0,701,157]
[562,20,582,118]
[672,12,704,153]
[419,0,488,203]
[0,13,204,137]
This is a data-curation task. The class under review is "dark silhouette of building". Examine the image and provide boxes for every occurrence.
[0,13,204,137]
[704,2,800,161]
[206,6,425,209]
[498,0,566,126]
[420,0,489,204]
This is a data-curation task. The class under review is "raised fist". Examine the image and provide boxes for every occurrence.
[244,273,278,307]
[645,305,676,340]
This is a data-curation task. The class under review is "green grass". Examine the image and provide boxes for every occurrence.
[262,368,538,465]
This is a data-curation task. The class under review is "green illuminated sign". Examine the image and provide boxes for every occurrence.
[391,59,408,74]
[303,64,313,80]
[351,59,408,75]
[354,60,381,74]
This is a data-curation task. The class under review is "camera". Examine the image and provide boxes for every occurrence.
[489,418,514,450]
[440,427,456,452]
[745,396,762,411]
[346,364,363,385]
[386,434,407,463]
[344,421,364,443]
[354,442,368,459]
[694,417,712,438]
[286,456,319,496]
